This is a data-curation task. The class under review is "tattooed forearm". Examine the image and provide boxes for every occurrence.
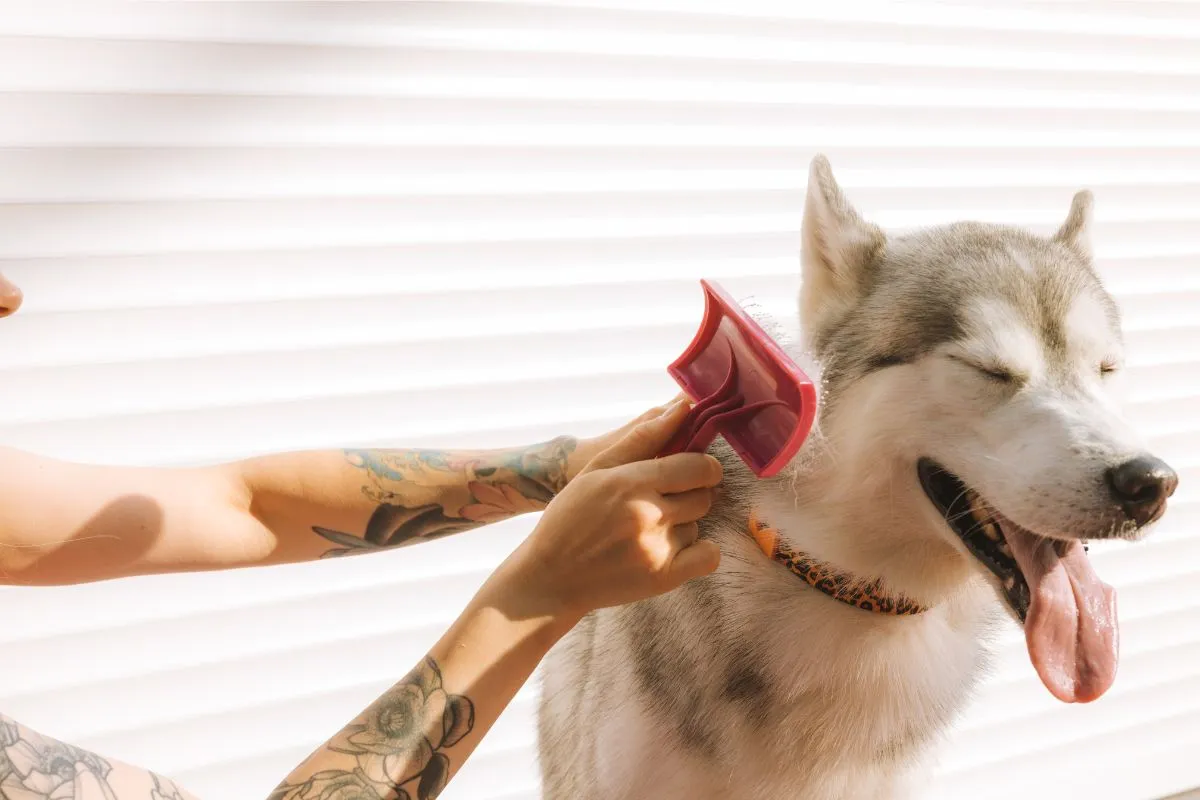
[350,437,578,506]
[151,773,192,800]
[0,713,196,799]
[312,437,578,557]
[0,714,117,800]
[269,657,474,800]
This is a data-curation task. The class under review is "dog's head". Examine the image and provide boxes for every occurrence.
[799,155,1178,703]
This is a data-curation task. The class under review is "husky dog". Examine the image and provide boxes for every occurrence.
[537,155,1179,799]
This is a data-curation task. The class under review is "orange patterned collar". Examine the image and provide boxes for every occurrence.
[747,513,926,616]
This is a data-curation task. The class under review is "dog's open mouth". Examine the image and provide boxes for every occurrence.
[917,458,1118,704]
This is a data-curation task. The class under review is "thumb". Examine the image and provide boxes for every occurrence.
[666,540,722,586]
[584,396,692,472]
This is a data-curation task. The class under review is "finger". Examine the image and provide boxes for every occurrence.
[584,397,692,472]
[666,540,721,585]
[624,393,689,428]
[609,402,674,437]
[638,452,723,495]
[0,272,22,315]
[668,521,700,551]
[660,488,714,524]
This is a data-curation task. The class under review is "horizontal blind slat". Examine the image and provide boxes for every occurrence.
[0,4,1194,800]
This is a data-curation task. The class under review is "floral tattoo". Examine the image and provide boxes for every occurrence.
[0,713,193,799]
[313,438,577,557]
[150,773,191,800]
[0,713,117,800]
[269,657,475,800]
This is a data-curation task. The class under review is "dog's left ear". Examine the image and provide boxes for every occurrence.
[1052,190,1093,260]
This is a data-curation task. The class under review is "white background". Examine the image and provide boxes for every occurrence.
[0,2,1198,799]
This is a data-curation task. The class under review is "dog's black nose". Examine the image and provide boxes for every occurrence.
[1106,456,1179,526]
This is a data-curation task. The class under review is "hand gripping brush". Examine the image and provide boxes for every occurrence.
[659,279,818,478]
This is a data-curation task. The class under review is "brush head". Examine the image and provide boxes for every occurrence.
[662,280,817,478]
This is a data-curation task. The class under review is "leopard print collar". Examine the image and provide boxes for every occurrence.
[747,512,926,616]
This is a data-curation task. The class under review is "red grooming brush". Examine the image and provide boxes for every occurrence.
[660,279,817,478]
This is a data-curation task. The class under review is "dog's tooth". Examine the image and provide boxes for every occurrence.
[1004,576,1016,590]
[965,495,1001,540]
[996,542,1012,558]
[968,495,991,526]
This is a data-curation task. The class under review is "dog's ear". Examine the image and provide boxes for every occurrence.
[800,154,885,345]
[1052,189,1093,260]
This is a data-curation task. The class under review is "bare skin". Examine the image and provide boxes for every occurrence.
[0,271,723,799]
[0,432,610,585]
[270,401,722,800]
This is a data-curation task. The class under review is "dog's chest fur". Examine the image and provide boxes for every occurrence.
[538,452,999,800]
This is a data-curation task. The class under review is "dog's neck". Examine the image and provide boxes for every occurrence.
[760,425,981,612]
[748,512,927,614]
[752,334,984,609]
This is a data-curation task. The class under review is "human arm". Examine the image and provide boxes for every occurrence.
[269,398,723,799]
[0,712,199,800]
[0,400,719,800]
[0,411,652,585]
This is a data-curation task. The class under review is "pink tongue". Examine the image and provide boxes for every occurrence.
[1003,526,1118,703]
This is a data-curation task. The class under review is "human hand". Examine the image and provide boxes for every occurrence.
[564,397,693,483]
[494,398,724,625]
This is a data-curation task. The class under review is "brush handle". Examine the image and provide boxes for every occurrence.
[660,399,787,457]
[659,400,729,455]
[664,278,818,478]
[660,344,743,455]
[660,304,789,460]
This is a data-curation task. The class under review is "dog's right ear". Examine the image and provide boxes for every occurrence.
[800,155,885,347]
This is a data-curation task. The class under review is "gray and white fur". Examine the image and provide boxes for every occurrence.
[537,155,1172,799]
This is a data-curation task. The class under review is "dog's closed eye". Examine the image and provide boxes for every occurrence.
[976,364,1016,383]
[949,355,1018,385]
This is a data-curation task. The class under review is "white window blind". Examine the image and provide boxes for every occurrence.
[0,2,1197,798]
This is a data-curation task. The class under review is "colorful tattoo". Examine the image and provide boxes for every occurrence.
[312,437,577,558]
[268,657,475,800]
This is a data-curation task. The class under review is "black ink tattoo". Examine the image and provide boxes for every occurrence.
[312,504,475,558]
[312,438,577,558]
[151,773,190,800]
[269,658,475,800]
[0,713,118,799]
[0,714,195,800]
[151,777,193,800]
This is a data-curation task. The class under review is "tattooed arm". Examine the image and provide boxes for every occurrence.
[238,433,599,563]
[272,399,722,800]
[0,403,717,800]
[0,712,198,800]
[235,436,583,563]
[0,409,657,585]
[269,598,556,800]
